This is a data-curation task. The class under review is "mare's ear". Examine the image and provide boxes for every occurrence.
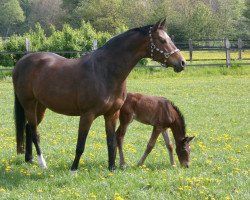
[160,18,166,28]
[183,136,195,143]
[152,18,165,32]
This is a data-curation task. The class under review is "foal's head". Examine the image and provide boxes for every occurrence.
[148,18,186,72]
[170,102,195,167]
[176,136,195,168]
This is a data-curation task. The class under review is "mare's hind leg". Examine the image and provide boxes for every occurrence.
[25,102,47,168]
[162,130,175,165]
[34,103,46,168]
[137,126,162,166]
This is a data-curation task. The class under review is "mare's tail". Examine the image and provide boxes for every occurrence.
[14,93,26,154]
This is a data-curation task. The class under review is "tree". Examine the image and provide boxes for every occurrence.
[0,0,25,36]
[244,0,250,20]
[69,0,125,34]
[25,0,65,34]
[185,2,219,39]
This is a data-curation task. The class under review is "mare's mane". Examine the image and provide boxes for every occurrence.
[101,25,152,49]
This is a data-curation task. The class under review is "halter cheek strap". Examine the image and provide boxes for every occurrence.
[149,27,180,64]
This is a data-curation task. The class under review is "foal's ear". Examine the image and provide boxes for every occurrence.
[184,136,195,143]
[152,18,166,32]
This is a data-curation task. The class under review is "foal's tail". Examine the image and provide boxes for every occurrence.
[14,93,26,154]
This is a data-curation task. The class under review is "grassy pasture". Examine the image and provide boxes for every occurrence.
[0,67,249,200]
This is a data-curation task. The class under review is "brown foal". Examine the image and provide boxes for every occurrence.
[116,92,195,168]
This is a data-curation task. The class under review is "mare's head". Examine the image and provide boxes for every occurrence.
[148,19,186,72]
[176,136,195,168]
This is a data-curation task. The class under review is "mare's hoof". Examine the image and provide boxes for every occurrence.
[70,170,78,175]
[108,166,116,172]
[25,155,33,164]
[38,155,47,169]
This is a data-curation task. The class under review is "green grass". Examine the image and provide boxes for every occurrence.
[0,67,249,199]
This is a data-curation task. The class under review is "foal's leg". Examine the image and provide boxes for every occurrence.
[116,112,133,168]
[116,123,129,168]
[137,127,162,166]
[71,114,95,171]
[162,130,175,165]
[104,111,119,171]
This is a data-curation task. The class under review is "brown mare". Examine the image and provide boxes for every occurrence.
[116,92,194,168]
[13,19,186,171]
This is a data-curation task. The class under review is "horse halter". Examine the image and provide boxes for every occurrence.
[149,27,180,64]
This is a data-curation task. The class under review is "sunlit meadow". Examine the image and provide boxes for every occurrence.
[0,66,249,199]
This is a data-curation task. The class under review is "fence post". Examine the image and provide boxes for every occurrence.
[25,38,30,53]
[224,38,231,67]
[188,39,193,63]
[238,38,242,60]
[92,40,98,50]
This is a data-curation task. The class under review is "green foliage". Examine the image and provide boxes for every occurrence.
[185,2,219,39]
[0,21,113,65]
[0,0,25,36]
[244,0,250,19]
[72,0,125,34]
[46,24,82,53]
[24,23,47,51]
[2,35,26,65]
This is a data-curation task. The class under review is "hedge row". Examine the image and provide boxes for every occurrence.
[0,21,112,66]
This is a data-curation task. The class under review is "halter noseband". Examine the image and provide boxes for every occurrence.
[149,27,180,64]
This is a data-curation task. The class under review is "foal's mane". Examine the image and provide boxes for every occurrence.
[169,100,186,135]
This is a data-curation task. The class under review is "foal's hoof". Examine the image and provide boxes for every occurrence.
[119,163,127,170]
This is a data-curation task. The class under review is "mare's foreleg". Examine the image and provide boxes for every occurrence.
[162,130,175,165]
[71,114,95,171]
[137,127,161,166]
[105,111,119,171]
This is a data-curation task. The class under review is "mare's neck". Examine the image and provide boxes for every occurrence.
[95,31,149,84]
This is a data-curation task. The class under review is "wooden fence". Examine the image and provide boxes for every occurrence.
[175,38,250,67]
[0,38,250,72]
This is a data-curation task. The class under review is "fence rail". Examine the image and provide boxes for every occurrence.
[0,38,250,72]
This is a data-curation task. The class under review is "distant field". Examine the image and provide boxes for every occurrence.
[0,67,249,199]
[181,50,250,66]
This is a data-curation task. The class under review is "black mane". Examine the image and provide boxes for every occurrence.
[101,25,152,49]
[169,101,186,135]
